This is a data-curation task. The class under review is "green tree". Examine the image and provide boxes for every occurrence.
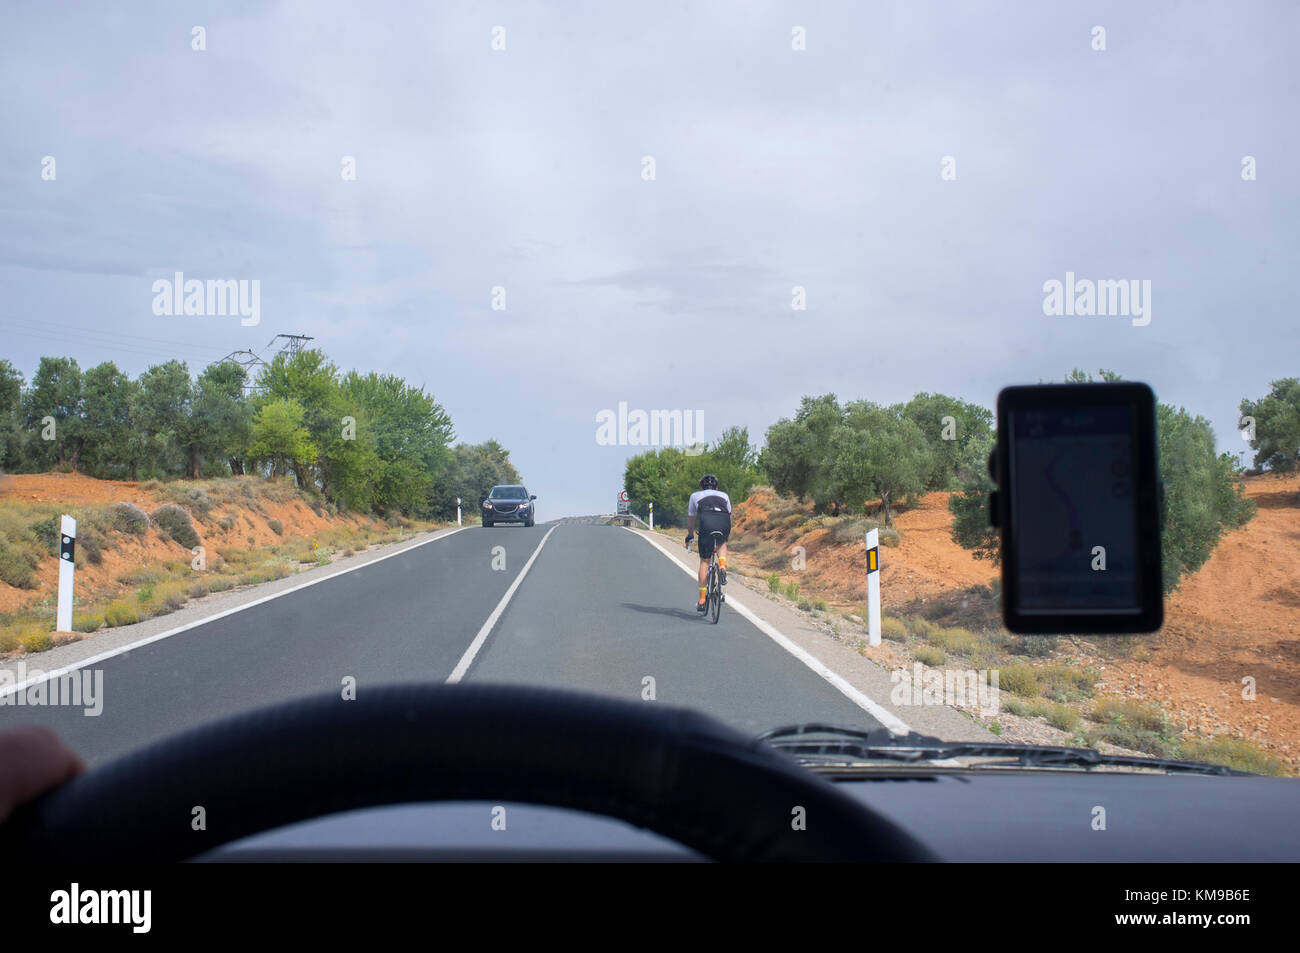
[0,359,24,472]
[948,478,999,563]
[256,350,342,490]
[623,429,762,528]
[901,392,994,489]
[248,398,318,480]
[1240,378,1300,474]
[829,402,930,525]
[441,440,523,516]
[80,362,137,479]
[339,371,455,515]
[21,356,83,470]
[191,362,253,478]
[760,394,844,509]
[131,360,192,479]
[1158,403,1255,591]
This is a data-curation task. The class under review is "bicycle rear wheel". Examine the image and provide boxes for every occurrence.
[709,562,722,624]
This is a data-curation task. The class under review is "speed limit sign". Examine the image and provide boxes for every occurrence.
[617,490,630,515]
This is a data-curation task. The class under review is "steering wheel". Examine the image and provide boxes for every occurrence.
[0,684,937,862]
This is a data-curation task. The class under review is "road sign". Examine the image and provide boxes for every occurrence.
[616,490,630,516]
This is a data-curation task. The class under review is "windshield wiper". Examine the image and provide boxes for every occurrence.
[758,723,1247,776]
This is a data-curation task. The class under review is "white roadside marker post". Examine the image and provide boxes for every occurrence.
[649,502,653,531]
[865,527,881,646]
[456,497,462,527]
[57,514,76,633]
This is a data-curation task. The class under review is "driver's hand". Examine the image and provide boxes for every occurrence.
[0,726,85,824]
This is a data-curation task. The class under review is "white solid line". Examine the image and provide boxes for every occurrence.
[0,526,469,700]
[626,527,912,735]
[446,524,559,684]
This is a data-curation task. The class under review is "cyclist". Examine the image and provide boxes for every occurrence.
[684,474,731,613]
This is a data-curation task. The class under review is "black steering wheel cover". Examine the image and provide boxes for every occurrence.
[0,684,937,862]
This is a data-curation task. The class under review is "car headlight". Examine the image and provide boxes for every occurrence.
[483,501,492,508]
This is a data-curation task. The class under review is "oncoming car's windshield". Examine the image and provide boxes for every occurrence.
[0,1,1297,885]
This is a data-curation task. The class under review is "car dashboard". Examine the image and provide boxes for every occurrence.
[198,771,1300,862]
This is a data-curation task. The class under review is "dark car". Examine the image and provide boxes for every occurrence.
[481,485,536,527]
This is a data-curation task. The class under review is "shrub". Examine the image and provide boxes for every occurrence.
[151,504,200,549]
[782,581,800,600]
[188,579,211,599]
[103,600,140,627]
[218,516,236,532]
[1002,697,1030,717]
[829,518,870,544]
[1044,702,1080,732]
[995,663,1040,697]
[72,613,104,634]
[1179,735,1285,776]
[908,617,935,640]
[881,616,908,642]
[267,518,284,536]
[1084,723,1177,759]
[78,529,104,565]
[118,566,164,586]
[1089,697,1168,732]
[21,628,53,654]
[1011,634,1059,658]
[927,625,978,655]
[914,645,945,666]
[767,572,781,593]
[30,515,61,554]
[0,538,42,589]
[166,485,214,519]
[1038,663,1098,701]
[112,502,150,534]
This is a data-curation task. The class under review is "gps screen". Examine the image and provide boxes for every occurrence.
[1009,405,1142,615]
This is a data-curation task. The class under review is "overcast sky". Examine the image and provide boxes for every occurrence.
[2,1,1296,517]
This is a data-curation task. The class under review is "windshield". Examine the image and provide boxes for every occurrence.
[0,0,1295,814]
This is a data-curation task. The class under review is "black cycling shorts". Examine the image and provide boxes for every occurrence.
[696,514,730,558]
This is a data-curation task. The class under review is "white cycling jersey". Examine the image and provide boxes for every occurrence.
[687,489,732,517]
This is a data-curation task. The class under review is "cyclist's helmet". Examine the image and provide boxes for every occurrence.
[699,474,719,490]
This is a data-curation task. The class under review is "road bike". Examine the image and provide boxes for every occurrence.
[688,531,725,624]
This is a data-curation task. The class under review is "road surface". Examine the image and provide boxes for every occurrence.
[0,522,891,765]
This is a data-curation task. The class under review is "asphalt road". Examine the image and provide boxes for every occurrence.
[0,522,883,765]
